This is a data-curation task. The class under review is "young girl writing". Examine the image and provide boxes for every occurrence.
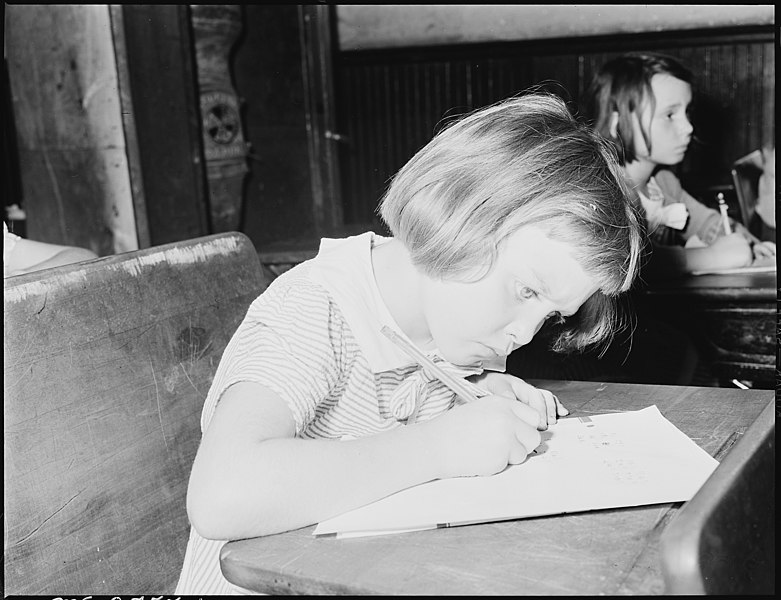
[585,52,775,278]
[176,93,645,594]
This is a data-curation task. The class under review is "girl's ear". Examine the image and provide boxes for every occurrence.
[608,111,620,138]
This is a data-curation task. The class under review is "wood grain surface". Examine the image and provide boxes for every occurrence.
[4,232,264,594]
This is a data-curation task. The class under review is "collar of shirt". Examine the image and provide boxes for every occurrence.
[307,231,506,374]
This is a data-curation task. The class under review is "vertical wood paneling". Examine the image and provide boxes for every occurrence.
[232,5,316,246]
[335,29,773,224]
[119,5,211,246]
[760,46,774,149]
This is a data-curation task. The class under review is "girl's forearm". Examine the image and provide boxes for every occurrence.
[645,242,750,278]
[682,245,751,272]
[187,421,442,540]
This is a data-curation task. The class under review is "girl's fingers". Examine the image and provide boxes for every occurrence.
[553,393,570,417]
[509,397,546,430]
[540,389,558,428]
[504,378,550,429]
[483,374,570,429]
[509,425,541,464]
[753,241,776,258]
[507,442,530,465]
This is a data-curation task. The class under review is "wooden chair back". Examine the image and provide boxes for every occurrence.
[660,399,775,594]
[3,232,264,594]
[730,149,764,228]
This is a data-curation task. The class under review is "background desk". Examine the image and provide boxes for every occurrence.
[219,380,773,595]
[638,270,777,388]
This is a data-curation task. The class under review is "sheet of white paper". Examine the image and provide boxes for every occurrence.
[690,264,776,276]
[691,254,776,275]
[314,405,719,538]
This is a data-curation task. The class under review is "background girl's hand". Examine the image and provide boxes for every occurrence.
[422,395,542,479]
[708,233,753,268]
[470,371,568,429]
[735,224,776,260]
[751,240,776,260]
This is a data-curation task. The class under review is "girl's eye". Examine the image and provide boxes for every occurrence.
[517,285,537,301]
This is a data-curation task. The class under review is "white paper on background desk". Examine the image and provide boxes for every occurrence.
[690,264,776,275]
[691,254,776,275]
[313,405,719,538]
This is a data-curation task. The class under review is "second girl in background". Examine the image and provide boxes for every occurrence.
[585,52,775,278]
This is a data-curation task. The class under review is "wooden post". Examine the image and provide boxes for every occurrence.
[5,5,138,255]
[190,5,250,232]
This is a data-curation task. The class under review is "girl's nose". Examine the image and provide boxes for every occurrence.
[680,115,694,137]
[506,314,547,349]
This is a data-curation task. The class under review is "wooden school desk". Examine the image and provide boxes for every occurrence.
[637,269,777,388]
[219,380,773,595]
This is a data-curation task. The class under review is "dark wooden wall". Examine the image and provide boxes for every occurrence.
[119,4,211,247]
[333,26,775,229]
[232,5,316,246]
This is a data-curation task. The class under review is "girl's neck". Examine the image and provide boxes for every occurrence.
[371,239,434,350]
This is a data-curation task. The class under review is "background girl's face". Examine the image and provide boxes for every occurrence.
[632,73,694,166]
[419,225,598,366]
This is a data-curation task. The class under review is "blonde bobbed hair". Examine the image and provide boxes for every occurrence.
[379,93,645,353]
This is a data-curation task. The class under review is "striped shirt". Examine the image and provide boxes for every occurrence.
[175,232,502,595]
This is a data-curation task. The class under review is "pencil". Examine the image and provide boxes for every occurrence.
[380,325,487,403]
[717,193,731,235]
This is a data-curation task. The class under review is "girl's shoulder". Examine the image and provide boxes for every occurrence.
[252,261,333,314]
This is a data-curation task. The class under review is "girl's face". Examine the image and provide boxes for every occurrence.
[419,225,599,366]
[632,73,694,166]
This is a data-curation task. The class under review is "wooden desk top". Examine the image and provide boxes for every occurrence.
[640,270,776,301]
[219,380,774,596]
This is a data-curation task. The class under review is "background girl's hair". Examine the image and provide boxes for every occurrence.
[378,92,646,353]
[584,52,693,164]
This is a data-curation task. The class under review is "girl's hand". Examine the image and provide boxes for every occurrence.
[422,395,542,479]
[752,240,776,260]
[707,233,753,268]
[735,224,776,260]
[470,371,568,430]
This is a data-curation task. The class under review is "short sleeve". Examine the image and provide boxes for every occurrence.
[200,270,350,435]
